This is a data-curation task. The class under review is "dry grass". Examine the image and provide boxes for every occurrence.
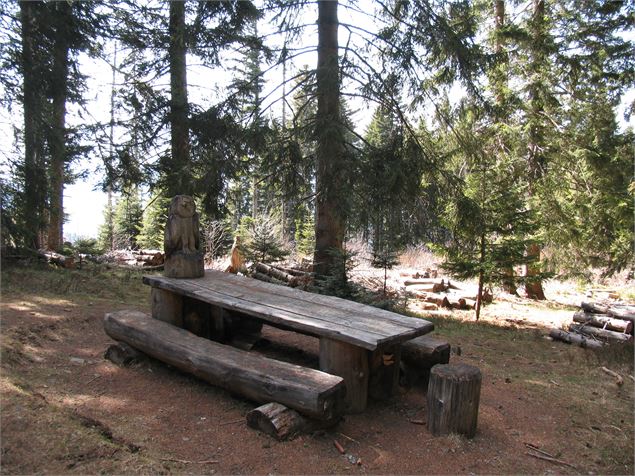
[398,244,441,270]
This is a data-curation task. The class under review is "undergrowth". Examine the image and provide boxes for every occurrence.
[1,261,153,303]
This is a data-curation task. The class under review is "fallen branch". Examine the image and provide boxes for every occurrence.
[333,440,346,454]
[220,418,245,426]
[600,366,624,386]
[525,451,578,472]
[525,442,554,457]
[160,458,219,465]
[409,419,425,425]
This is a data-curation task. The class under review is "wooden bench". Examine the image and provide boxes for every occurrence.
[143,270,434,412]
[401,335,451,385]
[104,310,345,420]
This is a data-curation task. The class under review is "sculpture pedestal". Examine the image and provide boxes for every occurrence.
[164,251,204,278]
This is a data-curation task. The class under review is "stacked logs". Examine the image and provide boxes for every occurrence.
[550,301,634,349]
[101,249,165,267]
[404,277,492,311]
[251,262,313,288]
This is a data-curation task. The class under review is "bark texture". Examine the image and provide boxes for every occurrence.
[313,0,346,278]
[168,1,191,195]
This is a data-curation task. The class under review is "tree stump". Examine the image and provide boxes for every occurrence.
[426,363,481,438]
[164,195,204,278]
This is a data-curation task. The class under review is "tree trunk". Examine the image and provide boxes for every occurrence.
[47,2,71,252]
[20,2,47,250]
[524,0,547,300]
[525,242,545,300]
[313,0,346,278]
[168,1,191,195]
[475,233,486,320]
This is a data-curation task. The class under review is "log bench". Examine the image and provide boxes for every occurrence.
[143,270,434,412]
[400,335,451,386]
[104,310,345,420]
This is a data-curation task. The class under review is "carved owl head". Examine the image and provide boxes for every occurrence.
[170,195,196,218]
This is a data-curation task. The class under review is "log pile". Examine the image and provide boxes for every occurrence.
[251,262,313,288]
[38,249,75,268]
[550,301,634,349]
[403,276,492,311]
[100,249,164,267]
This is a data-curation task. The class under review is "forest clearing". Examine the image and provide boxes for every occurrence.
[1,256,633,475]
[1,0,634,474]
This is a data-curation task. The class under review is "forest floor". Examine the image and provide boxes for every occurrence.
[1,261,634,475]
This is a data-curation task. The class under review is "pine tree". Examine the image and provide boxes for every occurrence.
[112,188,143,250]
[97,200,115,252]
[137,190,171,250]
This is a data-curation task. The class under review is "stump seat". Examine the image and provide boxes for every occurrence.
[426,363,482,438]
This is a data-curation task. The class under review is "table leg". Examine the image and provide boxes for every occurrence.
[319,338,369,413]
[368,345,402,400]
[151,288,183,327]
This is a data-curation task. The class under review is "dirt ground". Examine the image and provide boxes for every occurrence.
[1,264,634,474]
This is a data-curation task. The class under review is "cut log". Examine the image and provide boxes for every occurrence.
[580,302,635,323]
[252,272,286,286]
[104,342,144,366]
[427,364,482,438]
[607,307,635,323]
[549,329,603,349]
[401,336,450,386]
[572,311,633,334]
[404,279,447,293]
[406,283,447,293]
[569,323,632,343]
[246,402,337,440]
[413,292,451,308]
[277,266,314,278]
[38,249,75,269]
[402,336,450,368]
[580,301,610,314]
[104,310,345,420]
[254,262,299,287]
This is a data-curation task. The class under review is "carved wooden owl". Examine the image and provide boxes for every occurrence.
[164,195,200,257]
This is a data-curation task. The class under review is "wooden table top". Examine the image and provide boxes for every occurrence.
[143,270,434,351]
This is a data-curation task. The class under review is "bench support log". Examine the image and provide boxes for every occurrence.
[246,402,338,440]
[104,310,344,420]
[401,336,451,386]
[427,363,482,438]
[104,342,144,366]
[320,338,368,413]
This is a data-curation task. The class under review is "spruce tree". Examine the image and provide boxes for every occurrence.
[137,190,171,250]
[112,188,143,250]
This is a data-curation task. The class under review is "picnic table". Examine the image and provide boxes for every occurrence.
[143,269,434,412]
